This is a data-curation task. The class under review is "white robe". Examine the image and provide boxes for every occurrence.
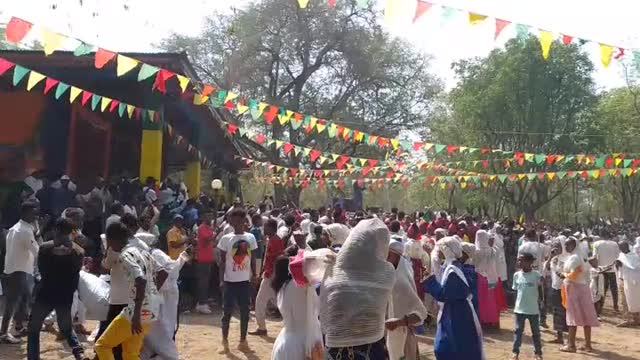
[141,249,187,360]
[387,257,428,360]
[618,252,640,313]
[271,282,322,360]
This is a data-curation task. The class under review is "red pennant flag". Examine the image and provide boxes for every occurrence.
[495,19,510,39]
[256,134,266,145]
[363,167,372,176]
[517,158,525,166]
[328,0,336,8]
[447,146,459,155]
[413,142,424,151]
[615,48,625,60]
[134,108,142,120]
[386,171,395,179]
[81,91,93,106]
[43,78,59,94]
[95,48,116,69]
[546,155,556,166]
[368,159,378,167]
[357,178,364,187]
[633,159,640,168]
[605,158,614,168]
[0,58,15,76]
[413,1,433,23]
[581,171,589,179]
[284,143,295,155]
[225,101,234,111]
[264,106,278,125]
[310,150,322,162]
[152,69,176,94]
[109,100,120,112]
[482,160,489,168]
[336,161,346,170]
[314,170,323,178]
[538,173,546,180]
[481,148,491,155]
[562,35,573,45]
[228,124,238,135]
[289,168,299,177]
[378,138,388,148]
[340,155,350,164]
[6,17,33,44]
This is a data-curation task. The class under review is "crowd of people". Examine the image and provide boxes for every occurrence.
[0,172,639,360]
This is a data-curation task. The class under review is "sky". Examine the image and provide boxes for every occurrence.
[1,0,639,90]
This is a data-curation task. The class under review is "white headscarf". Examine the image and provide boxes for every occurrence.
[563,237,586,276]
[437,236,462,267]
[319,218,396,348]
[324,223,350,246]
[474,230,498,283]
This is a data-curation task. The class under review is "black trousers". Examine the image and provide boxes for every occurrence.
[603,272,619,309]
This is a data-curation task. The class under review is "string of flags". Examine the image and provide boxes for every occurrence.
[235,155,479,179]
[5,16,637,165]
[0,57,213,169]
[402,0,630,67]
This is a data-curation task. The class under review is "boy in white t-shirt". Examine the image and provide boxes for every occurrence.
[216,207,258,354]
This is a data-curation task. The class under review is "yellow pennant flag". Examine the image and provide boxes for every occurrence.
[69,86,82,103]
[258,102,268,113]
[41,29,66,56]
[224,91,239,103]
[468,13,487,25]
[177,75,190,93]
[279,110,293,125]
[539,31,554,60]
[599,44,614,68]
[116,55,139,77]
[100,97,112,112]
[615,158,622,166]
[26,71,46,91]
[275,140,284,149]
[390,139,399,150]
[297,0,309,8]
[237,103,249,114]
[193,95,209,105]
[127,104,135,118]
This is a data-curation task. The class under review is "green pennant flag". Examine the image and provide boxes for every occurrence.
[399,140,412,151]
[303,115,311,127]
[565,156,575,163]
[468,148,479,154]
[364,134,370,144]
[356,0,368,9]
[633,51,640,70]
[137,64,159,82]
[238,127,247,137]
[249,99,260,120]
[623,159,632,168]
[54,82,70,99]
[217,90,228,103]
[622,168,632,177]
[515,24,529,39]
[91,95,102,111]
[534,154,546,165]
[13,65,29,86]
[526,173,537,181]
[328,124,337,138]
[434,144,446,154]
[291,115,303,130]
[556,171,567,179]
[498,174,508,184]
[73,42,93,56]
[441,7,457,23]
[595,156,606,168]
[118,103,126,117]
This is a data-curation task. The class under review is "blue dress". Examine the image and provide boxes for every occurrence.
[424,261,483,360]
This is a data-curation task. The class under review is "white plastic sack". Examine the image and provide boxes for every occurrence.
[77,271,110,321]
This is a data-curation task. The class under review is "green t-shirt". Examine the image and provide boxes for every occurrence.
[512,270,542,315]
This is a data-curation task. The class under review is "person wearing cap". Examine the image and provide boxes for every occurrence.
[166,215,189,260]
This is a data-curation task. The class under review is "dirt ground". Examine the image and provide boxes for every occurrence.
[1,303,639,360]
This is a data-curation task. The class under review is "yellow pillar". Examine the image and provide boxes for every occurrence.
[140,129,163,182]
[185,161,201,199]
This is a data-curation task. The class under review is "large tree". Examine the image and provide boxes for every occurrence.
[161,0,442,205]
[431,36,600,220]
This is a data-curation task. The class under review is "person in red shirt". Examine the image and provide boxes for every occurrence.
[434,211,450,230]
[195,210,216,314]
[465,215,478,243]
[249,219,286,336]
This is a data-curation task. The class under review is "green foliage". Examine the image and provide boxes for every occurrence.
[161,0,442,205]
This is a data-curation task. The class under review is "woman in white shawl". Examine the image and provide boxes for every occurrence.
[474,229,504,328]
[560,237,599,353]
[616,240,640,327]
[320,218,396,359]
[386,240,429,360]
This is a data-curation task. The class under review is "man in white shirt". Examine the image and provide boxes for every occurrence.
[217,208,257,354]
[1,201,39,344]
[276,213,296,243]
[593,233,621,312]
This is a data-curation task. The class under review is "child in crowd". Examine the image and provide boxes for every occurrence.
[512,252,543,360]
